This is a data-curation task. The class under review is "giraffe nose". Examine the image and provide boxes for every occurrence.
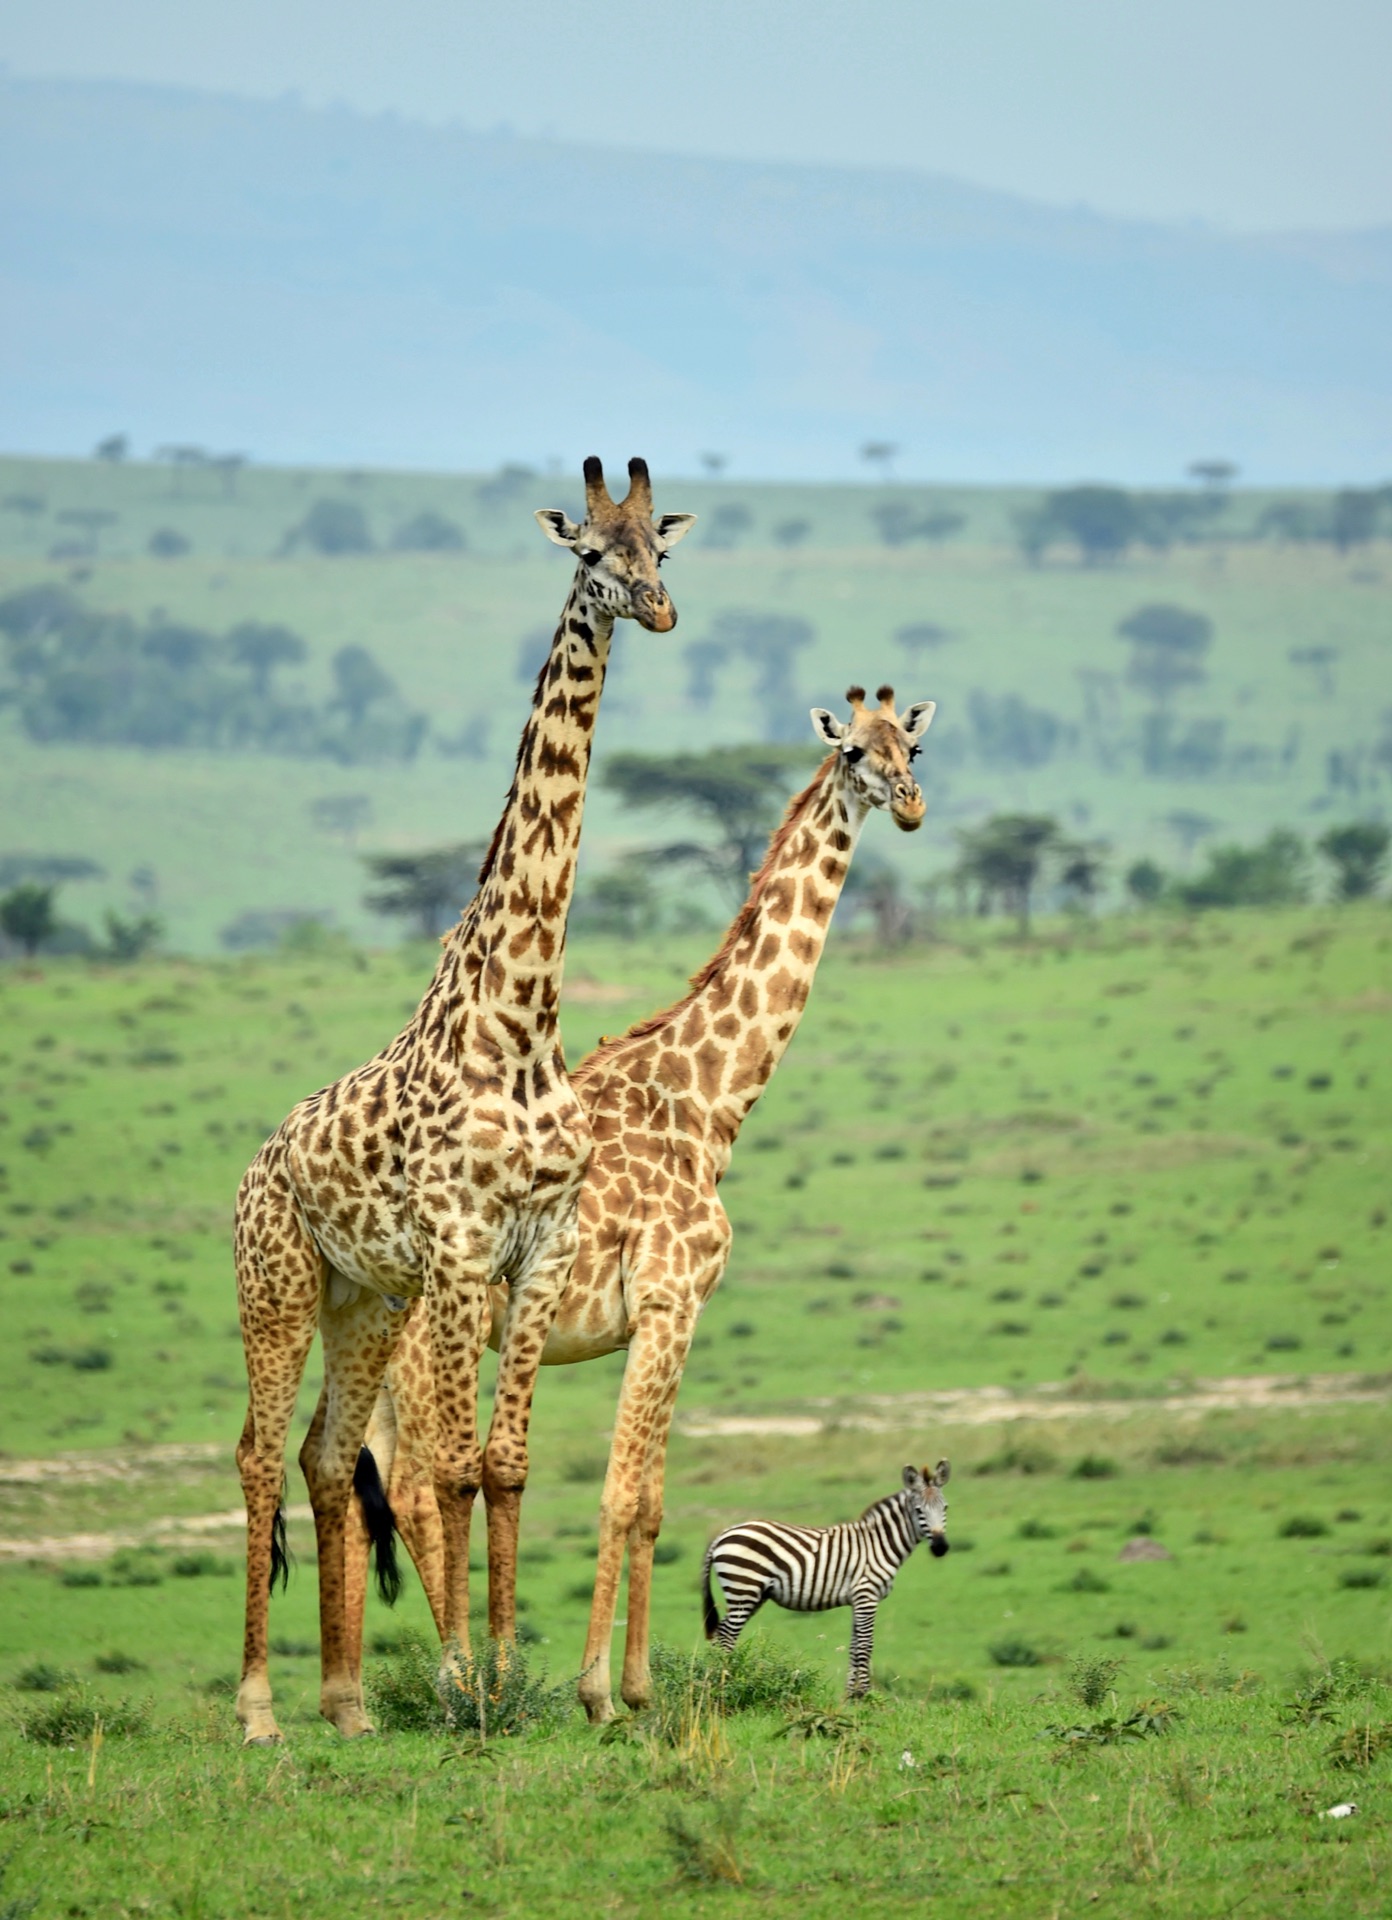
[891,781,925,832]
[631,584,677,633]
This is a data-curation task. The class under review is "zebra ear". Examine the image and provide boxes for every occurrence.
[930,1459,951,1487]
[902,1465,921,1489]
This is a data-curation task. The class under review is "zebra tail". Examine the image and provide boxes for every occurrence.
[701,1543,721,1641]
[353,1445,403,1607]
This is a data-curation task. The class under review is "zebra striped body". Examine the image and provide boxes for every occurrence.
[702,1461,950,1697]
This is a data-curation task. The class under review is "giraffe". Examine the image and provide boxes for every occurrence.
[231,457,695,1744]
[346,685,936,1721]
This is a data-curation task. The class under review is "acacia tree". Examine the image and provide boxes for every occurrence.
[601,742,817,904]
[954,814,1061,935]
[1117,603,1214,707]
[0,883,57,955]
[1318,822,1389,900]
[229,622,307,698]
[362,842,488,939]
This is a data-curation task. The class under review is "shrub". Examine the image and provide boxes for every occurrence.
[18,1685,148,1745]
[561,1454,609,1485]
[171,1552,233,1579]
[662,1796,747,1886]
[976,1443,1058,1477]
[1061,1568,1112,1594]
[1338,1567,1387,1591]
[367,1636,570,1738]
[988,1637,1041,1668]
[1071,1454,1119,1480]
[94,1652,145,1675]
[650,1637,823,1722]
[652,1539,684,1566]
[60,1567,103,1589]
[14,1662,73,1694]
[1278,1515,1329,1539]
[1069,1655,1125,1709]
[1017,1518,1058,1540]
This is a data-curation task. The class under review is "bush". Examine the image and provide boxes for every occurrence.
[14,1661,74,1693]
[392,510,465,553]
[283,498,372,555]
[366,1635,569,1738]
[1278,1515,1329,1539]
[171,1552,233,1579]
[649,1637,824,1724]
[1069,1655,1125,1708]
[94,1651,146,1675]
[1177,830,1309,909]
[1338,1566,1387,1591]
[1071,1454,1119,1480]
[1061,1568,1112,1595]
[988,1637,1041,1668]
[17,1684,148,1745]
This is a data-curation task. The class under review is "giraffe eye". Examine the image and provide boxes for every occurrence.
[579,548,603,566]
[842,745,865,765]
[908,743,921,762]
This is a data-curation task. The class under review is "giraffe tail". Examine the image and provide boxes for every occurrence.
[268,1481,292,1595]
[701,1543,721,1641]
[353,1446,403,1607]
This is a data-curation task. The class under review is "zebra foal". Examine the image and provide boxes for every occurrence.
[701,1461,951,1698]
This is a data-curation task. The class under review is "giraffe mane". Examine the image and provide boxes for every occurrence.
[574,752,837,1080]
[469,643,558,900]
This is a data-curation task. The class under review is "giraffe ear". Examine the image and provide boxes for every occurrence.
[655,512,697,548]
[811,707,848,747]
[535,509,580,549]
[902,700,937,741]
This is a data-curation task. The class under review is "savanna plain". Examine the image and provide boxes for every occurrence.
[0,908,1388,1918]
[1,457,1390,1916]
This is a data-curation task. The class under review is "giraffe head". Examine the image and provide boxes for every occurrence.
[535,456,696,632]
[810,684,936,832]
[903,1459,951,1556]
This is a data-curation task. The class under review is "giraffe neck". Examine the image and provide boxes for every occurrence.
[427,570,615,1054]
[579,758,868,1161]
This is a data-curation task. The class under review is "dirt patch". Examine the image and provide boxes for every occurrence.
[677,1370,1392,1439]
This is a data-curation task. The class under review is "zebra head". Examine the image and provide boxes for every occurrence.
[903,1459,951,1556]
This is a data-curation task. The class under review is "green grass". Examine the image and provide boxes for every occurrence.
[2,454,1388,950]
[0,906,1389,1912]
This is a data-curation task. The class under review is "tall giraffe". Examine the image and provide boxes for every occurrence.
[232,457,695,1744]
[348,686,935,1721]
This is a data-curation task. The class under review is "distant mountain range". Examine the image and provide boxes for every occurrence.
[2,75,1389,482]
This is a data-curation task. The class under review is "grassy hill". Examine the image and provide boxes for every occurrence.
[3,454,1388,953]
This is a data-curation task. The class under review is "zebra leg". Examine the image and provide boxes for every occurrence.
[715,1587,765,1653]
[845,1594,880,1699]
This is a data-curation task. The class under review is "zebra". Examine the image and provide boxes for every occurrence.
[701,1461,951,1698]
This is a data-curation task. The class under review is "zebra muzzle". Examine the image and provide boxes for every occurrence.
[930,1535,950,1558]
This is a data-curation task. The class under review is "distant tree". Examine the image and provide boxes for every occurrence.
[699,453,729,478]
[682,639,730,710]
[392,510,466,553]
[284,499,372,556]
[3,492,46,516]
[0,883,58,955]
[1287,645,1338,698]
[1164,810,1219,857]
[1187,460,1237,490]
[570,859,660,940]
[1057,839,1108,912]
[772,518,811,549]
[703,609,817,741]
[148,527,191,558]
[955,814,1061,935]
[229,621,308,698]
[55,508,118,555]
[1045,486,1138,564]
[1331,489,1380,553]
[1125,857,1167,905]
[310,793,374,846]
[705,502,753,550]
[94,433,129,464]
[142,621,214,673]
[1117,603,1214,706]
[840,856,912,946]
[967,689,1062,770]
[362,842,488,940]
[860,442,899,481]
[602,742,816,903]
[0,854,105,890]
[1317,821,1389,900]
[210,453,247,497]
[330,645,396,725]
[156,445,208,497]
[894,622,954,664]
[1257,499,1329,544]
[1177,829,1309,909]
[102,910,162,961]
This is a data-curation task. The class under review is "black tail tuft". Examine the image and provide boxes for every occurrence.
[269,1490,292,1595]
[701,1546,721,1642]
[354,1446,402,1607]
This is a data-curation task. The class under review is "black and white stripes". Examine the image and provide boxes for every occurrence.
[701,1461,951,1697]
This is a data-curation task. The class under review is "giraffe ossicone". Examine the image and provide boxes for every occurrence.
[348,684,937,1723]
[231,458,693,1745]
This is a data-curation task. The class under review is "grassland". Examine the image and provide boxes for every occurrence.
[2,454,1388,951]
[0,904,1389,1914]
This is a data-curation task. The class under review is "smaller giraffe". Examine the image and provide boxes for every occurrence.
[346,685,936,1721]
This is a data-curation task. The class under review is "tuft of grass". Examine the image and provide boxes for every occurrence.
[1070,1454,1119,1480]
[661,1796,748,1886]
[1325,1721,1392,1771]
[1278,1515,1330,1539]
[13,1662,74,1694]
[1069,1655,1125,1709]
[366,1635,570,1738]
[988,1637,1042,1669]
[1061,1568,1112,1594]
[16,1685,148,1746]
[93,1651,145,1676]
[649,1637,824,1723]
[171,1551,233,1579]
[1337,1565,1386,1590]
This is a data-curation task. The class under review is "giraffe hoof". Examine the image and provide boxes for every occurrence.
[242,1731,283,1748]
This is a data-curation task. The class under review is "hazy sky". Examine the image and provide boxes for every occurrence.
[2,0,1390,232]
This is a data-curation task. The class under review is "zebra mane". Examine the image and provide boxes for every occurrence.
[857,1488,910,1524]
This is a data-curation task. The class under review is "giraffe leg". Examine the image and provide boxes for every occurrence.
[427,1272,492,1665]
[233,1158,322,1746]
[577,1300,695,1724]
[381,1312,449,1636]
[482,1217,579,1643]
[620,1324,696,1712]
[299,1281,405,1737]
